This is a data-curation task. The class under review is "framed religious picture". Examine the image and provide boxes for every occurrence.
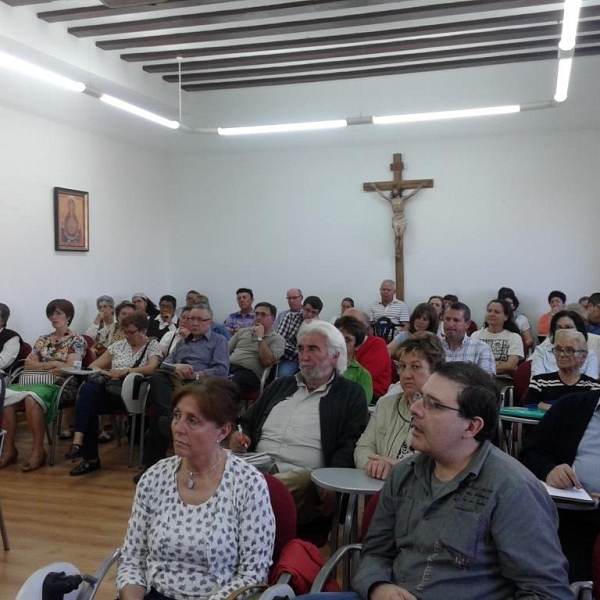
[54,187,89,251]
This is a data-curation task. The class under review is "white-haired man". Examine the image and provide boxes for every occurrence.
[369,279,409,329]
[231,320,368,524]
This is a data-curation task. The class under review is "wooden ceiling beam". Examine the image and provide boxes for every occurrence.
[180,46,600,91]
[163,37,600,83]
[91,0,564,50]
[39,0,360,24]
[120,8,597,63]
[37,0,240,23]
[145,23,600,74]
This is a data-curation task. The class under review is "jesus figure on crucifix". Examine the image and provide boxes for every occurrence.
[371,181,427,257]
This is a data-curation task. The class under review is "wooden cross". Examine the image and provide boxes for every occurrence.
[363,153,434,301]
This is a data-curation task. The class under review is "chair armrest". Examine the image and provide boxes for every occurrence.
[79,547,121,600]
[309,543,362,592]
[570,580,593,600]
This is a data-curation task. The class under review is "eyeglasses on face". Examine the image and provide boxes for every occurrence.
[123,329,140,335]
[412,391,461,413]
[286,295,301,300]
[551,346,584,357]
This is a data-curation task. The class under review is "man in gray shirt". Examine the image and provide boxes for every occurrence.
[354,362,571,600]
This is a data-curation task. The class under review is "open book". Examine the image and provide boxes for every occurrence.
[541,482,597,505]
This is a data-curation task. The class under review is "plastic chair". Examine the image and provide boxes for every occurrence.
[241,366,272,411]
[310,492,381,591]
[4,340,32,381]
[120,372,151,468]
[82,335,95,367]
[15,561,85,599]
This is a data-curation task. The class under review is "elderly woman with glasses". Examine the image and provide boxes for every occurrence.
[86,295,116,358]
[530,309,599,379]
[65,312,162,476]
[354,332,445,480]
[527,330,600,410]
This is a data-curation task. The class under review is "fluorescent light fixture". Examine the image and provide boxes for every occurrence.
[218,119,347,136]
[0,50,85,93]
[554,57,573,103]
[559,0,582,51]
[373,105,520,125]
[99,94,179,129]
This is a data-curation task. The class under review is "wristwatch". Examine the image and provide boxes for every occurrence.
[257,337,264,342]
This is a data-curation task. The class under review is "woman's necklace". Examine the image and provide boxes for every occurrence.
[183,452,223,490]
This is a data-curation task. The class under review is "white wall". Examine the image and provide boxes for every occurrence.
[2,103,171,343]
[167,126,600,330]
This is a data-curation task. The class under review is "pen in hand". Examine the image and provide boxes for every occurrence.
[237,424,250,449]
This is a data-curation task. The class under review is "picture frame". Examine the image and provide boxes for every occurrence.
[54,187,89,252]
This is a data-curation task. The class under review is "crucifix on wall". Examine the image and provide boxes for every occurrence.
[363,153,434,301]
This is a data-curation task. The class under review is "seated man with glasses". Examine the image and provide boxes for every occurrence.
[528,330,600,409]
[352,362,570,600]
[142,303,229,471]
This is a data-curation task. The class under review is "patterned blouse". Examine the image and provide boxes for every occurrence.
[29,331,86,364]
[117,453,275,600]
[107,339,162,370]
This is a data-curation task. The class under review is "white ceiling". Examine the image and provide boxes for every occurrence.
[0,0,599,153]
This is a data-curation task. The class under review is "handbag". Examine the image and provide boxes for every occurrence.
[105,342,151,398]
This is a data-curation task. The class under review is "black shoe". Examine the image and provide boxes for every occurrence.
[64,444,82,460]
[69,459,101,476]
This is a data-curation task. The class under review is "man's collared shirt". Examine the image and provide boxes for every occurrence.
[441,335,496,374]
[164,328,229,377]
[369,298,409,325]
[276,312,304,361]
[228,328,285,378]
[256,373,335,472]
[354,441,570,600]
[223,311,254,333]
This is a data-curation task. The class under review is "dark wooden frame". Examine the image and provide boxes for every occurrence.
[53,187,89,252]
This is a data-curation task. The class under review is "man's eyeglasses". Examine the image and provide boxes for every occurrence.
[412,392,462,413]
[551,347,585,357]
[286,295,301,300]
[123,329,139,335]
[189,317,212,323]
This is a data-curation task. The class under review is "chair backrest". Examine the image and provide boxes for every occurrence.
[263,472,297,564]
[513,360,532,406]
[373,317,395,343]
[82,335,95,367]
[6,340,32,378]
[360,491,381,540]
[121,373,150,415]
[16,562,82,600]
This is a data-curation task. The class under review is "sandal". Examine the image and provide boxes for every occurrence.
[64,444,82,460]
[21,452,47,473]
[59,429,74,440]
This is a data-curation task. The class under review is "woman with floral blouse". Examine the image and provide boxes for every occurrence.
[1,299,86,472]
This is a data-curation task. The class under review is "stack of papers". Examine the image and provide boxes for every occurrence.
[541,482,596,505]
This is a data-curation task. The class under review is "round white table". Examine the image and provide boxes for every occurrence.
[311,468,384,589]
[311,467,384,549]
